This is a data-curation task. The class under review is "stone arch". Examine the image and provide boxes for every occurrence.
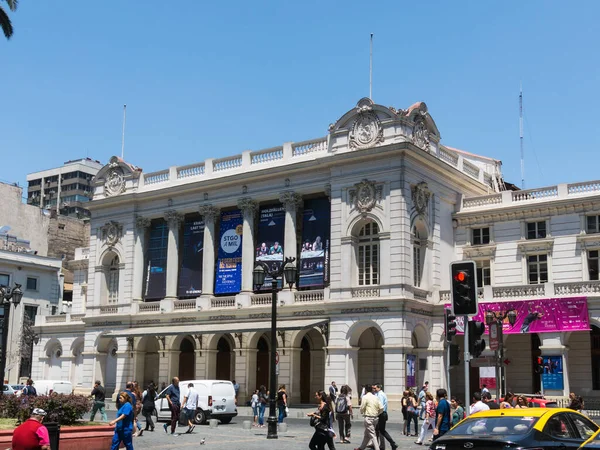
[356,327,384,391]
[135,336,160,388]
[98,249,122,305]
[95,335,118,397]
[346,213,385,238]
[290,328,326,404]
[347,320,386,348]
[178,336,196,381]
[412,323,431,350]
[70,338,85,387]
[44,338,63,358]
[205,333,236,381]
[170,334,197,352]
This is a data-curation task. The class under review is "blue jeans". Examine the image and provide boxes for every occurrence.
[258,403,266,425]
[252,405,258,419]
[111,429,133,450]
[278,406,285,423]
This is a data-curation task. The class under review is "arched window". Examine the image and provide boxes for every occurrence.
[107,255,119,304]
[357,222,380,286]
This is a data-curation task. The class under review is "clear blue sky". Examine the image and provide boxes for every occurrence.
[2,1,599,193]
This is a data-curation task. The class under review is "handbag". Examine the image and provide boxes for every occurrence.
[408,405,416,414]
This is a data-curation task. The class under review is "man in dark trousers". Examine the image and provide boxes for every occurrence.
[373,384,398,450]
[90,380,108,421]
[163,377,181,435]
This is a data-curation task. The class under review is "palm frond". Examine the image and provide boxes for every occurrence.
[0,7,14,39]
[4,0,18,12]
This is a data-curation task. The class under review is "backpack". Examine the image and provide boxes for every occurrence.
[335,395,348,414]
[24,386,36,396]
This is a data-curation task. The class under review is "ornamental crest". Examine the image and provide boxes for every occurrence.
[411,182,431,216]
[349,100,383,150]
[349,179,383,214]
[104,168,126,197]
[101,221,122,247]
[412,116,430,150]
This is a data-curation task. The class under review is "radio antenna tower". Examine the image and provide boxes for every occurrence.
[520,84,524,189]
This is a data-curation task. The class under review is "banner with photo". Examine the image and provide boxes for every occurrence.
[255,204,286,290]
[446,297,590,334]
[541,356,564,390]
[299,197,330,288]
[145,219,168,300]
[215,210,243,294]
[178,215,205,297]
[406,355,416,388]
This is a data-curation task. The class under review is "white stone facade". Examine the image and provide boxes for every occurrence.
[31,98,600,406]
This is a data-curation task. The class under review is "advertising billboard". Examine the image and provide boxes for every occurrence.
[215,210,243,294]
[299,197,330,288]
[255,204,286,290]
[178,214,204,297]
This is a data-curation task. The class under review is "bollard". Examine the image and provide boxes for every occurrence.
[209,419,219,428]
[278,423,288,433]
[242,420,252,430]
[45,422,60,450]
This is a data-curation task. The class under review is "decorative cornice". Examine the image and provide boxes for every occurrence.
[576,234,600,249]
[164,210,184,227]
[134,215,151,231]
[237,197,258,218]
[279,191,303,212]
[517,238,554,253]
[198,204,220,222]
[462,244,497,259]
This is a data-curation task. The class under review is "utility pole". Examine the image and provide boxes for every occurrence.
[464,316,470,416]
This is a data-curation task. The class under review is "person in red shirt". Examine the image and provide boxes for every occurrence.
[12,408,50,450]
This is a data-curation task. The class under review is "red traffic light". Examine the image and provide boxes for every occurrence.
[537,357,543,365]
[454,271,467,282]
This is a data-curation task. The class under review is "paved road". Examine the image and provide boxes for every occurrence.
[113,417,433,450]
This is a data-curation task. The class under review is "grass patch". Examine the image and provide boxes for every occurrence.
[0,418,17,430]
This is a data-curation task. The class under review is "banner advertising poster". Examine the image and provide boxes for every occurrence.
[177,214,205,297]
[406,354,416,388]
[145,219,168,300]
[541,356,564,390]
[215,210,243,294]
[479,367,497,390]
[445,297,590,334]
[299,197,330,288]
[255,204,286,290]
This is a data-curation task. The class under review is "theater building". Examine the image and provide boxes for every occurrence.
[32,98,600,405]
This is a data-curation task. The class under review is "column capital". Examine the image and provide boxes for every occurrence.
[279,191,303,211]
[237,197,258,218]
[199,204,220,222]
[135,215,151,231]
[164,209,184,227]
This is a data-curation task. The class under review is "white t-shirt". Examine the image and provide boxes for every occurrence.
[185,388,199,410]
[251,393,259,407]
[470,400,490,414]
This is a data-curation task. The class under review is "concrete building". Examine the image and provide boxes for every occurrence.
[31,98,600,406]
[26,157,103,218]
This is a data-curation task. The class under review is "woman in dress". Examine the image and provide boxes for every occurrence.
[307,390,331,450]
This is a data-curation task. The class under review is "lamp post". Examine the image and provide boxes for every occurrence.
[253,257,297,440]
[485,309,517,399]
[0,284,23,393]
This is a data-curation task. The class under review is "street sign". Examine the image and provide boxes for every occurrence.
[489,322,500,351]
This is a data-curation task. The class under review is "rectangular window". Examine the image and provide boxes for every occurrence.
[527,221,547,240]
[476,260,491,286]
[358,243,379,286]
[589,250,599,281]
[413,246,422,287]
[26,277,38,291]
[528,254,548,284]
[0,274,9,287]
[145,219,169,300]
[587,216,600,234]
[472,228,490,246]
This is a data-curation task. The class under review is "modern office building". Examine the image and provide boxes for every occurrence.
[31,98,600,406]
[27,158,103,218]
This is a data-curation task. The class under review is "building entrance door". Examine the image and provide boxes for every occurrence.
[179,338,195,381]
[216,337,232,381]
[300,337,311,403]
[256,337,269,389]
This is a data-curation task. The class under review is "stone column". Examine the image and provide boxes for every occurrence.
[164,210,184,300]
[279,191,303,280]
[199,205,220,297]
[237,198,258,293]
[133,215,151,302]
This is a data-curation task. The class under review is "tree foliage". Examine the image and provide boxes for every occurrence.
[0,0,18,40]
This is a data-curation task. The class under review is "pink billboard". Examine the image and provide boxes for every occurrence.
[447,297,590,334]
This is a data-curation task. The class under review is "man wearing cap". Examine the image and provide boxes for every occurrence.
[12,408,50,450]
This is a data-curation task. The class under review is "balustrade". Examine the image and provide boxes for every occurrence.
[294,290,325,303]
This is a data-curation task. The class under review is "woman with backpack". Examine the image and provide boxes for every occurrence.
[307,390,331,450]
[141,383,157,432]
[415,391,435,445]
[277,385,288,423]
[335,385,352,444]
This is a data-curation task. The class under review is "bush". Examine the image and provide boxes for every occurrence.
[0,394,92,426]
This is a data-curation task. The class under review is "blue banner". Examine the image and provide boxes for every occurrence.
[178,215,204,297]
[299,197,330,288]
[215,210,243,294]
[256,204,286,290]
[145,219,168,300]
[541,356,564,390]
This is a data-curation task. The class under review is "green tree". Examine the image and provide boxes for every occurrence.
[0,0,18,40]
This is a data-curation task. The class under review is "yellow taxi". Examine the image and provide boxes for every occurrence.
[428,407,597,450]
[581,427,600,448]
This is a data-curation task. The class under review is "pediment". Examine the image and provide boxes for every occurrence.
[93,156,142,198]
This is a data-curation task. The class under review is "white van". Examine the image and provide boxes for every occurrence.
[32,380,73,396]
[155,380,237,424]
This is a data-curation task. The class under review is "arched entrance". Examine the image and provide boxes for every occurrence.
[216,336,233,381]
[179,337,195,381]
[71,342,84,387]
[293,328,326,404]
[300,337,311,403]
[357,327,384,390]
[140,336,160,388]
[256,335,270,389]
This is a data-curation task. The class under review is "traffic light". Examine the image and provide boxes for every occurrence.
[450,261,478,316]
[468,320,486,358]
[445,309,457,342]
[449,343,461,366]
[534,356,544,374]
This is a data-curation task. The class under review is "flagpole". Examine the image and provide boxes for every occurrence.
[121,104,127,159]
[369,33,373,100]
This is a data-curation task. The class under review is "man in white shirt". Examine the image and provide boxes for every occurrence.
[182,383,199,434]
[470,391,490,414]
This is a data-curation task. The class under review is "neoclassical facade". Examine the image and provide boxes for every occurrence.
[32,98,600,406]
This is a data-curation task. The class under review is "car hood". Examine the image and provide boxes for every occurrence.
[430,435,526,450]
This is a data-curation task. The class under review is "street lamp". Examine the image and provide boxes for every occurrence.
[253,257,297,440]
[485,309,517,399]
[0,284,23,393]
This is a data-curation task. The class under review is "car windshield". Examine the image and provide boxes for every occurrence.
[450,416,539,436]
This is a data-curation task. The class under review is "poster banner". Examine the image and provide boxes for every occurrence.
[479,367,497,390]
[145,219,168,300]
[255,204,286,290]
[406,354,416,388]
[299,197,330,288]
[215,210,243,294]
[542,356,564,390]
[178,215,205,297]
[446,297,590,334]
